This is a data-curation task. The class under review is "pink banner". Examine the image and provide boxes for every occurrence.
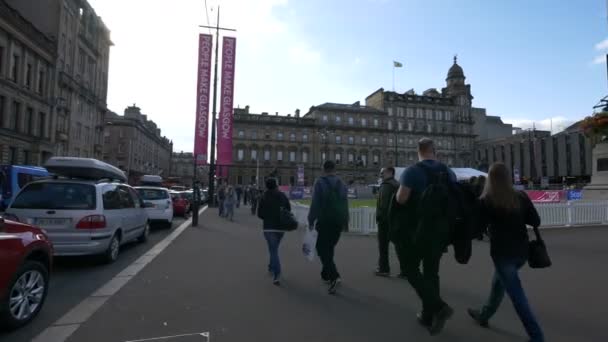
[217,37,237,177]
[193,34,213,166]
[526,190,564,203]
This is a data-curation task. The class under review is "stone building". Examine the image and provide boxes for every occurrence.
[0,0,55,165]
[103,105,173,184]
[168,152,209,187]
[474,122,592,184]
[7,0,112,159]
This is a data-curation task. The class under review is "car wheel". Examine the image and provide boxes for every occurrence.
[103,233,121,263]
[138,223,150,243]
[0,261,49,331]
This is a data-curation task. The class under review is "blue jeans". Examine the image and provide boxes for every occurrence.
[480,258,545,342]
[264,232,284,278]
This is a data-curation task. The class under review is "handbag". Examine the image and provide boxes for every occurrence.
[528,226,552,268]
[278,207,298,231]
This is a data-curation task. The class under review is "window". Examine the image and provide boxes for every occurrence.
[23,150,30,164]
[264,132,270,139]
[426,109,433,120]
[409,139,414,146]
[388,137,394,145]
[335,135,341,144]
[408,122,413,132]
[348,153,354,163]
[361,137,367,144]
[361,118,367,126]
[302,133,308,142]
[322,151,326,161]
[277,132,283,140]
[302,151,308,163]
[322,115,328,122]
[436,110,443,120]
[398,107,405,117]
[118,186,135,209]
[427,124,432,133]
[9,147,16,164]
[238,130,245,138]
[335,116,342,124]
[373,154,379,165]
[26,64,32,88]
[361,155,367,166]
[290,133,296,141]
[416,108,424,119]
[38,70,45,95]
[26,108,33,134]
[251,149,257,161]
[388,121,393,130]
[335,153,341,164]
[407,108,414,118]
[398,121,404,131]
[251,131,257,139]
[348,136,354,145]
[277,151,283,161]
[373,137,379,145]
[388,107,393,116]
[264,149,270,161]
[373,119,379,127]
[289,151,296,162]
[348,117,354,125]
[237,149,244,161]
[11,101,20,131]
[12,182,96,210]
[445,111,452,121]
[11,55,19,82]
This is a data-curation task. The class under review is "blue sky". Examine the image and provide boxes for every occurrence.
[90,0,608,152]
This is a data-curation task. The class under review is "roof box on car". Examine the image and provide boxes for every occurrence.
[45,157,127,183]
[140,175,163,186]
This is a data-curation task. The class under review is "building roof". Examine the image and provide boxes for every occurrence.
[309,102,385,114]
[0,0,55,56]
[447,56,465,79]
[486,116,505,124]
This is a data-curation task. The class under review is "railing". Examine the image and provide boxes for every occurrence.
[292,201,608,235]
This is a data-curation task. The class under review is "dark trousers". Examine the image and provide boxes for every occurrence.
[403,242,447,317]
[316,225,342,281]
[377,221,391,272]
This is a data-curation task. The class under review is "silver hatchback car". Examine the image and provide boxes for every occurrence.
[5,157,151,263]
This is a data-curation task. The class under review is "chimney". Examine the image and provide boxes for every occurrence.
[295,109,300,117]
[245,105,250,113]
[275,112,279,116]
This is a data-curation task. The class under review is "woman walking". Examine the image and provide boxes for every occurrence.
[224,186,237,221]
[257,178,291,286]
[468,162,545,342]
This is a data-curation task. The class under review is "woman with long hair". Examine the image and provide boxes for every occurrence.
[468,163,545,342]
[257,178,291,285]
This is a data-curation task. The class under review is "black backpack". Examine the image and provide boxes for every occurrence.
[318,177,349,228]
[415,163,474,263]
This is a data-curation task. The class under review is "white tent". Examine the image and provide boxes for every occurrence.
[393,167,487,183]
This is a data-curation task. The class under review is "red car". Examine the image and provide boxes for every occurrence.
[170,191,190,217]
[0,217,53,331]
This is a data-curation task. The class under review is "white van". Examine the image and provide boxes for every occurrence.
[5,157,151,263]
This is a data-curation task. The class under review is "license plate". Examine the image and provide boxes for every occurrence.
[36,218,69,226]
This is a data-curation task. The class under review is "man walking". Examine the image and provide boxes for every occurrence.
[308,160,349,294]
[217,182,226,217]
[235,185,243,208]
[395,138,456,335]
[375,167,400,277]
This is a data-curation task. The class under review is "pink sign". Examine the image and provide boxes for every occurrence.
[216,37,236,177]
[193,34,213,166]
[526,190,563,203]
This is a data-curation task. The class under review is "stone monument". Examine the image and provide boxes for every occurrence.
[583,142,608,200]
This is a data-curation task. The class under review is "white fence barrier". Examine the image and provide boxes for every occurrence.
[292,201,608,234]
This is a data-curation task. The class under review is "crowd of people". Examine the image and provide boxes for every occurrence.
[216,137,545,342]
[216,182,263,221]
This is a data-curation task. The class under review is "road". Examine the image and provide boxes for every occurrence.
[1,217,187,342]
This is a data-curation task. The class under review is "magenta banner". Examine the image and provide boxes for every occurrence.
[193,34,213,166]
[216,36,236,177]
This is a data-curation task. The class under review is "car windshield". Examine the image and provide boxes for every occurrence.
[11,182,96,210]
[137,188,168,200]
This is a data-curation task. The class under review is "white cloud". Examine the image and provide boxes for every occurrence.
[592,55,606,65]
[596,38,608,51]
[504,116,575,134]
[288,42,321,64]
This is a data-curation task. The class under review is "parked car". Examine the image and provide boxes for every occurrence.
[170,191,190,217]
[0,217,53,331]
[0,165,49,211]
[5,157,151,263]
[135,186,173,228]
[201,189,209,204]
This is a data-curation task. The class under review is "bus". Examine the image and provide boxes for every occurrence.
[0,165,49,210]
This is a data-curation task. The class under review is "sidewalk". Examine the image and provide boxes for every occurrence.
[61,204,603,342]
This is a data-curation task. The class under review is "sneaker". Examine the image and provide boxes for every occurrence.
[416,312,432,327]
[429,305,454,335]
[375,269,390,277]
[328,279,339,294]
[467,308,489,328]
[272,275,281,286]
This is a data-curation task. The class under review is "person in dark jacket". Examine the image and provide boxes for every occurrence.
[308,160,349,294]
[375,167,401,277]
[468,162,545,342]
[257,178,291,286]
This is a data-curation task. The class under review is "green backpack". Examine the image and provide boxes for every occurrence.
[319,177,349,228]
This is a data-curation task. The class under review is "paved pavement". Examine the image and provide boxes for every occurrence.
[40,204,607,342]
[1,217,187,342]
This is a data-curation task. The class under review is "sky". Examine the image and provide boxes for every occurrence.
[88,0,608,153]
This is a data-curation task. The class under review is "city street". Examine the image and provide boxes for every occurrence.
[8,205,603,342]
[1,217,188,342]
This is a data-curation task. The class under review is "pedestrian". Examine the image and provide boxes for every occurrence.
[468,162,545,342]
[244,185,250,206]
[224,186,236,221]
[395,138,456,335]
[257,177,291,285]
[236,185,243,208]
[375,167,401,277]
[250,186,259,215]
[308,160,349,295]
[217,183,226,217]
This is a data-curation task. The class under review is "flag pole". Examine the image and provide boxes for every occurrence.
[392,64,395,91]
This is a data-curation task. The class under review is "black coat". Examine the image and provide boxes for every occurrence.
[257,189,291,230]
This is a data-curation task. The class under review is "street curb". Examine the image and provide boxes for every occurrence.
[32,206,208,342]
